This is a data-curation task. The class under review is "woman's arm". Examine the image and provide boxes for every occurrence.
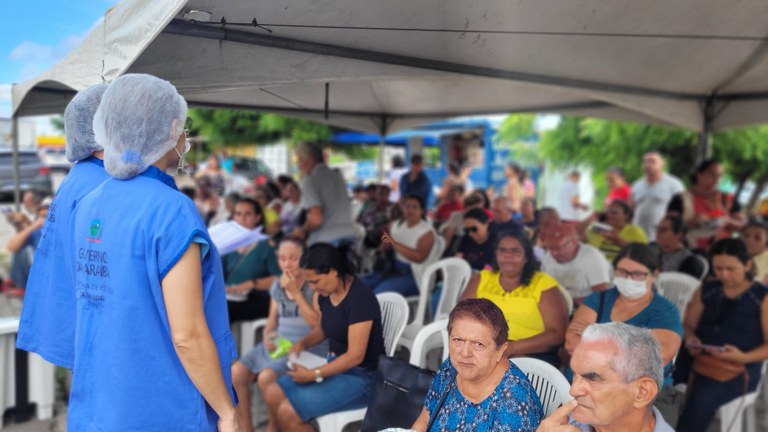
[651,329,682,365]
[6,217,43,252]
[162,243,238,427]
[682,287,705,355]
[289,320,374,383]
[460,273,481,301]
[565,304,598,354]
[262,299,279,352]
[285,276,320,328]
[506,288,568,357]
[411,407,429,432]
[389,230,435,264]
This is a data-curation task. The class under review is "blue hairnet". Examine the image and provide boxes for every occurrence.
[93,74,187,179]
[64,83,108,162]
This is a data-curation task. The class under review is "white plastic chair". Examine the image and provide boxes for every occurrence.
[656,272,701,318]
[408,318,450,368]
[238,318,268,356]
[718,361,767,432]
[510,357,572,416]
[315,292,410,432]
[399,258,471,366]
[693,253,709,281]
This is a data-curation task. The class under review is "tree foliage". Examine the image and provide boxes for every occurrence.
[513,114,768,210]
[187,108,380,160]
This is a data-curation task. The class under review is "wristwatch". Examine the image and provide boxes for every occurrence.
[314,368,324,383]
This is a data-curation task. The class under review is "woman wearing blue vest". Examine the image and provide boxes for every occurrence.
[16,84,110,369]
[68,74,240,431]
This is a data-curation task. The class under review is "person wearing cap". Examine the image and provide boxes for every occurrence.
[541,223,611,307]
[399,153,432,206]
[16,84,111,367]
[66,74,239,431]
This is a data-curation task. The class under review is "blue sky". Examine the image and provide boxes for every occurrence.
[1,1,117,131]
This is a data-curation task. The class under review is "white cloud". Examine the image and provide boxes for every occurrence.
[7,16,102,82]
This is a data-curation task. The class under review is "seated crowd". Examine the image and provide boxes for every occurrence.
[176,146,767,432]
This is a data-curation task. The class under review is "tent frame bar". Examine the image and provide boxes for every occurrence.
[163,20,701,101]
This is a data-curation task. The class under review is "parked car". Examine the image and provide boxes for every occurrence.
[230,155,273,185]
[39,146,73,172]
[0,148,54,200]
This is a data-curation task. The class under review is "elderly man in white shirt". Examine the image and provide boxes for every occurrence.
[541,223,611,306]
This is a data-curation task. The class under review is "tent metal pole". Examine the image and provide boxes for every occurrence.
[377,117,388,183]
[12,115,21,212]
[696,98,714,165]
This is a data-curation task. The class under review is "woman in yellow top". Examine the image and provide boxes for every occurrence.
[460,231,569,366]
[586,199,647,261]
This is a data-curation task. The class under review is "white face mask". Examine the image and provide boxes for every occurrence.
[614,276,648,299]
[175,138,191,175]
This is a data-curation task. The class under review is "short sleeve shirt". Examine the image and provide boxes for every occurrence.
[631,174,685,241]
[541,243,611,300]
[318,278,385,370]
[17,157,110,368]
[587,224,648,262]
[66,167,237,430]
[299,163,355,245]
[476,271,561,341]
[558,181,580,220]
[424,358,543,431]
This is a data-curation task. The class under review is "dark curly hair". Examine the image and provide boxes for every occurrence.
[491,230,540,287]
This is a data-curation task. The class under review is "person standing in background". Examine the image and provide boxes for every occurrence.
[631,152,684,241]
[399,153,432,206]
[604,167,630,208]
[16,84,110,368]
[558,171,589,223]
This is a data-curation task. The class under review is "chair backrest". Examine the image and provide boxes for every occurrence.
[557,286,574,316]
[510,357,572,416]
[413,257,472,327]
[432,258,473,321]
[376,292,410,356]
[656,272,701,318]
[408,318,450,367]
[693,253,709,280]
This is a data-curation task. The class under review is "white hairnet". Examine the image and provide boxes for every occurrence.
[64,83,108,162]
[93,74,187,179]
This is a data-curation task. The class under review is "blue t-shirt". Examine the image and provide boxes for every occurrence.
[399,171,432,205]
[583,287,682,386]
[17,157,109,368]
[66,166,237,431]
[425,358,543,431]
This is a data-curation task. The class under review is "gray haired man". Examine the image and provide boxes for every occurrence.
[537,322,674,432]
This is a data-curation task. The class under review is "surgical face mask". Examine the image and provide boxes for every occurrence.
[175,138,191,175]
[613,276,648,299]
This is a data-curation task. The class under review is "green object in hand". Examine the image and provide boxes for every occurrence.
[269,338,293,359]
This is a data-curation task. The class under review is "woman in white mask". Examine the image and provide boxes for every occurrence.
[565,243,683,388]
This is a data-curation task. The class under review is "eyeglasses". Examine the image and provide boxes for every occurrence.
[614,268,650,281]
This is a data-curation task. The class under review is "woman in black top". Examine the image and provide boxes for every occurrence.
[263,243,385,432]
[456,208,497,270]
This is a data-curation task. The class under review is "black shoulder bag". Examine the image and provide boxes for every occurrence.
[361,356,439,432]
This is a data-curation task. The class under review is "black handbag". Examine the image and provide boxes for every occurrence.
[361,356,436,432]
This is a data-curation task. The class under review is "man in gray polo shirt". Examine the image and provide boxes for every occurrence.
[631,152,685,241]
[290,142,355,246]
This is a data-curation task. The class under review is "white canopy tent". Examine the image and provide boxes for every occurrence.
[13,0,768,134]
[9,0,768,202]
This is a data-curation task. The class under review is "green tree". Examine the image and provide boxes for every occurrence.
[712,125,768,210]
[51,116,65,133]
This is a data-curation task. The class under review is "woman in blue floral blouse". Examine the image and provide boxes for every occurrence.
[411,299,543,431]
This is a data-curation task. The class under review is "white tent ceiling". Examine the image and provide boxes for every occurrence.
[12,0,768,134]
